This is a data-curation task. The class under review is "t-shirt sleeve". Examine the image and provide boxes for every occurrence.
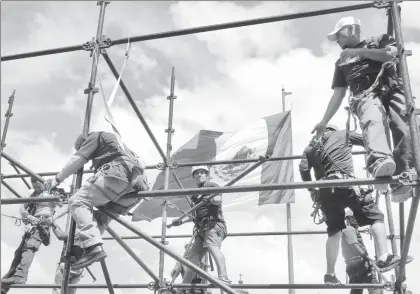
[75,133,100,160]
[331,60,347,89]
[377,34,397,49]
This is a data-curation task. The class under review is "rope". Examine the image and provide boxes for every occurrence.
[310,202,325,225]
[1,213,22,226]
[166,201,196,222]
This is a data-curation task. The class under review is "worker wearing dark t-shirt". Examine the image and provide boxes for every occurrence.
[45,131,149,270]
[182,165,230,289]
[312,16,414,204]
[299,126,400,285]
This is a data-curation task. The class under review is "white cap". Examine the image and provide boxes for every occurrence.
[344,207,354,217]
[327,16,361,42]
[191,165,209,177]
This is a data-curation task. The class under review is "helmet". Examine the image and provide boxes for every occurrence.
[326,124,339,131]
[191,165,209,177]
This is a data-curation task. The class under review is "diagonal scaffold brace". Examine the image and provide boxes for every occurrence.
[60,1,111,294]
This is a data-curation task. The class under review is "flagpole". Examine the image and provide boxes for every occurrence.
[158,67,177,285]
[282,87,294,294]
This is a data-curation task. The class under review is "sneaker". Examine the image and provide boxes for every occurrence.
[1,276,26,285]
[391,185,414,203]
[71,245,107,270]
[218,275,232,284]
[376,254,401,272]
[372,158,396,190]
[324,273,341,285]
[406,255,414,264]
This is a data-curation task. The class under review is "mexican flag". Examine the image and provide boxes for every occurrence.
[132,111,295,221]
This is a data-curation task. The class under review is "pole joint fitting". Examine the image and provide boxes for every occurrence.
[165,128,175,134]
[167,95,177,100]
[4,111,13,118]
[384,281,395,291]
[84,82,99,95]
[398,171,418,186]
[373,0,402,9]
[82,35,112,52]
[97,1,111,6]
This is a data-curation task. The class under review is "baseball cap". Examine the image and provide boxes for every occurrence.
[327,16,361,42]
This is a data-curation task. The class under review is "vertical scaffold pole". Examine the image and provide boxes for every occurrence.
[390,0,420,290]
[60,1,109,293]
[159,67,177,286]
[282,87,294,294]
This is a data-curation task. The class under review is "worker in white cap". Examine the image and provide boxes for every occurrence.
[312,15,415,204]
[181,165,230,292]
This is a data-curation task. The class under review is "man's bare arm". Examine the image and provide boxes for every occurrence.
[357,47,397,63]
[312,87,347,138]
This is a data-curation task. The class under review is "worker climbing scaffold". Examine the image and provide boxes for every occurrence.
[1,177,64,291]
[312,16,416,203]
[299,126,413,285]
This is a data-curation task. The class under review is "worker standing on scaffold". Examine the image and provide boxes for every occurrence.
[299,126,410,285]
[44,131,149,271]
[312,17,415,203]
[1,177,63,289]
[342,208,413,294]
[180,165,230,293]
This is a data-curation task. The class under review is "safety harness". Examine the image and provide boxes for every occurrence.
[345,55,401,147]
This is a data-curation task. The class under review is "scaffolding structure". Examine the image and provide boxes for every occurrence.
[1,1,419,293]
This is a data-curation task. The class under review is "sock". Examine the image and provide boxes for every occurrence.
[326,272,335,276]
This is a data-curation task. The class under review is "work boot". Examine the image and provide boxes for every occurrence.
[372,158,396,190]
[324,274,341,285]
[71,244,107,270]
[1,276,26,285]
[376,254,401,272]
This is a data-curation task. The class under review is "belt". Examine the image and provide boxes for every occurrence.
[325,171,352,180]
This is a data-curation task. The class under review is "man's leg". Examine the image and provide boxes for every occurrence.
[204,222,229,281]
[354,94,395,188]
[182,235,206,284]
[383,88,415,202]
[350,192,401,272]
[69,165,129,270]
[319,188,346,284]
[9,230,42,283]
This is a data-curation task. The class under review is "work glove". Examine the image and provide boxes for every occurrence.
[309,189,320,203]
[44,176,60,193]
[202,195,213,204]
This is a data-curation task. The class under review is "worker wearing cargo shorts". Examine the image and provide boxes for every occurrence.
[299,126,402,285]
[44,131,149,271]
[182,165,230,290]
[312,16,416,203]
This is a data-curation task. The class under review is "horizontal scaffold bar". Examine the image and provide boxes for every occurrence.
[0,3,375,62]
[0,176,405,205]
[102,231,400,240]
[7,283,388,289]
[0,151,367,179]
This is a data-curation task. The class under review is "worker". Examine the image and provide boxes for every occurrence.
[44,131,149,271]
[1,177,63,290]
[181,165,230,290]
[299,126,404,285]
[312,16,415,203]
[342,208,413,294]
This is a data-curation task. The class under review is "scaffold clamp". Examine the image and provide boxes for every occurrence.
[398,171,418,186]
[384,281,395,291]
[373,0,402,9]
[82,35,112,52]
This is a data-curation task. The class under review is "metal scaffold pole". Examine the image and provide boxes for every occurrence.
[390,1,420,292]
[158,67,177,287]
[60,1,110,293]
[282,87,295,294]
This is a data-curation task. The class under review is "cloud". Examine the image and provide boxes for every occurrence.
[2,1,420,294]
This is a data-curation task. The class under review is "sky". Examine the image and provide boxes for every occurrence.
[1,1,420,294]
